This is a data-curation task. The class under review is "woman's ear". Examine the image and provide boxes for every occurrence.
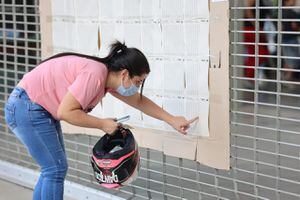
[119,68,128,76]
[119,69,130,81]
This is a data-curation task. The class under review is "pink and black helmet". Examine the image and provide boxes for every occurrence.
[91,127,140,189]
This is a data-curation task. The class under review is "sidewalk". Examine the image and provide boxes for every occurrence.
[0,178,75,200]
[0,178,32,200]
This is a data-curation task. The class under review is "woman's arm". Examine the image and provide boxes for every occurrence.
[110,92,172,120]
[110,92,198,134]
[57,91,118,134]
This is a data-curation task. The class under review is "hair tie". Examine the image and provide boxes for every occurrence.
[117,45,127,54]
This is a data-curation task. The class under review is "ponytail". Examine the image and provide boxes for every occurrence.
[109,41,127,56]
[101,41,128,71]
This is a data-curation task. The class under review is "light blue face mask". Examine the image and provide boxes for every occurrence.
[116,79,139,96]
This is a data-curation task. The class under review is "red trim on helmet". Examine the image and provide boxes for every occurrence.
[92,150,136,168]
[101,183,120,189]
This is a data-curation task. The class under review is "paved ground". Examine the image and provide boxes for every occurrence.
[0,178,32,200]
[0,178,76,200]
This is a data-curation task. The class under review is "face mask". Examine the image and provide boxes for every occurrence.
[116,78,139,96]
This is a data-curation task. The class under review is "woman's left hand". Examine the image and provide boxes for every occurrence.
[167,116,199,135]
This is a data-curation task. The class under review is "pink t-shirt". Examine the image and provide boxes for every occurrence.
[20,55,108,119]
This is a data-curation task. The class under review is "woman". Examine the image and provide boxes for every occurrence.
[4,41,197,200]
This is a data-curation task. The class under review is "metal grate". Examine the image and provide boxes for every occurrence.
[0,0,41,170]
[0,0,300,200]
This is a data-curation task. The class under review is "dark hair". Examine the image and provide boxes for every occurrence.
[40,41,150,98]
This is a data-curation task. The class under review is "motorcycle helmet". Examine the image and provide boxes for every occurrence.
[91,127,140,189]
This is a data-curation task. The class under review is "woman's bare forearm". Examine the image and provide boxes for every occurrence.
[110,92,174,124]
[58,109,103,129]
[135,96,173,123]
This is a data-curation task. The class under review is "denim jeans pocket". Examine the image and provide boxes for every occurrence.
[28,102,53,126]
[4,102,17,130]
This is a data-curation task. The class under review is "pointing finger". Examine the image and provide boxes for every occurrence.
[188,116,199,125]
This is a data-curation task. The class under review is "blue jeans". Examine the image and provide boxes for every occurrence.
[4,87,68,200]
[282,37,300,69]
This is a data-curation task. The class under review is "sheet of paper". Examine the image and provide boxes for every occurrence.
[101,95,115,118]
[52,21,66,50]
[212,0,228,2]
[141,0,161,18]
[162,98,185,131]
[162,24,185,55]
[75,0,99,18]
[123,104,142,125]
[185,100,209,136]
[144,59,164,92]
[98,23,115,56]
[161,0,184,18]
[164,61,185,93]
[141,24,162,55]
[184,0,209,18]
[52,0,65,16]
[112,0,124,19]
[76,24,98,54]
[64,0,75,16]
[123,0,140,18]
[64,22,77,50]
[142,96,164,128]
[112,99,126,118]
[123,24,142,49]
[89,103,103,118]
[113,24,125,46]
[185,23,209,56]
[185,60,209,98]
[99,0,115,18]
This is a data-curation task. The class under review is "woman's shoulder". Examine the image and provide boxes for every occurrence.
[80,58,108,78]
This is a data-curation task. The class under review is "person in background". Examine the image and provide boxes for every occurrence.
[243,0,272,87]
[282,0,300,81]
[4,41,198,200]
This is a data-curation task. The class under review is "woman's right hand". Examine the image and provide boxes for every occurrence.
[99,118,119,135]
